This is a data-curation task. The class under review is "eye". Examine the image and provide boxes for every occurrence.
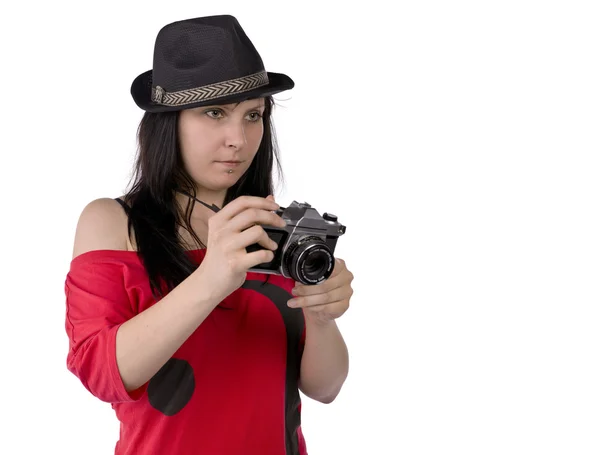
[246,111,263,122]
[204,109,224,119]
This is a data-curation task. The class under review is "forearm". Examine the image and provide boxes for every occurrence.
[299,317,349,403]
[115,271,219,391]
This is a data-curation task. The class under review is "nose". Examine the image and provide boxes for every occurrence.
[224,120,247,149]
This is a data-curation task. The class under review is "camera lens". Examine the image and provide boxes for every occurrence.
[304,250,330,279]
[285,236,335,284]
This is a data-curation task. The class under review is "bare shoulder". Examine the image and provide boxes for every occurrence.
[72,197,130,260]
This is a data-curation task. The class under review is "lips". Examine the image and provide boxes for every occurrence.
[217,161,242,168]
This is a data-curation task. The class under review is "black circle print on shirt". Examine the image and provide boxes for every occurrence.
[148,358,195,416]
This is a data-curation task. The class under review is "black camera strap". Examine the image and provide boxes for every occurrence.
[176,189,221,213]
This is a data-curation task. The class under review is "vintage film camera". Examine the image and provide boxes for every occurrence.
[247,201,346,285]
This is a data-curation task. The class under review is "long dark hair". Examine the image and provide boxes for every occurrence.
[123,96,283,298]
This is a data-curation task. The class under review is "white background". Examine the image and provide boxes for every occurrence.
[2,0,599,454]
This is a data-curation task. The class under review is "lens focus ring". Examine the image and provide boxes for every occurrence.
[284,236,334,284]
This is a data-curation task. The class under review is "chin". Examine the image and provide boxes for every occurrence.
[204,175,242,192]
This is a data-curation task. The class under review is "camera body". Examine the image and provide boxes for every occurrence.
[247,201,346,285]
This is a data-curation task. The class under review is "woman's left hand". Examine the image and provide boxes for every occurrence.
[287,258,354,325]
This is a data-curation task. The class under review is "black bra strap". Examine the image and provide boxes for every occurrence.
[114,197,130,213]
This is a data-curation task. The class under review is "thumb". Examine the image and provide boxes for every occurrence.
[266,194,275,201]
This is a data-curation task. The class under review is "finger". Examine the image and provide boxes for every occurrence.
[288,300,350,318]
[213,196,279,225]
[239,248,276,271]
[231,224,278,251]
[322,258,350,282]
[288,286,353,308]
[330,258,345,278]
[292,269,347,297]
[227,207,286,233]
[300,300,348,314]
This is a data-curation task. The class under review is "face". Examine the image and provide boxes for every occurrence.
[178,98,266,193]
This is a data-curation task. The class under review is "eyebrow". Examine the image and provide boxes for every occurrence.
[215,102,265,112]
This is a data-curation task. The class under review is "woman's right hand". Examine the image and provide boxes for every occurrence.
[194,195,287,303]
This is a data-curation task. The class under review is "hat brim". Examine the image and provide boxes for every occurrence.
[131,70,294,113]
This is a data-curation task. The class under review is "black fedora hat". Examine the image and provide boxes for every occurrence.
[131,15,294,113]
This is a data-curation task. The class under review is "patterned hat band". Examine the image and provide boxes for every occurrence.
[151,70,269,107]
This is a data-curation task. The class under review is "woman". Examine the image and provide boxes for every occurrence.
[64,15,354,455]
